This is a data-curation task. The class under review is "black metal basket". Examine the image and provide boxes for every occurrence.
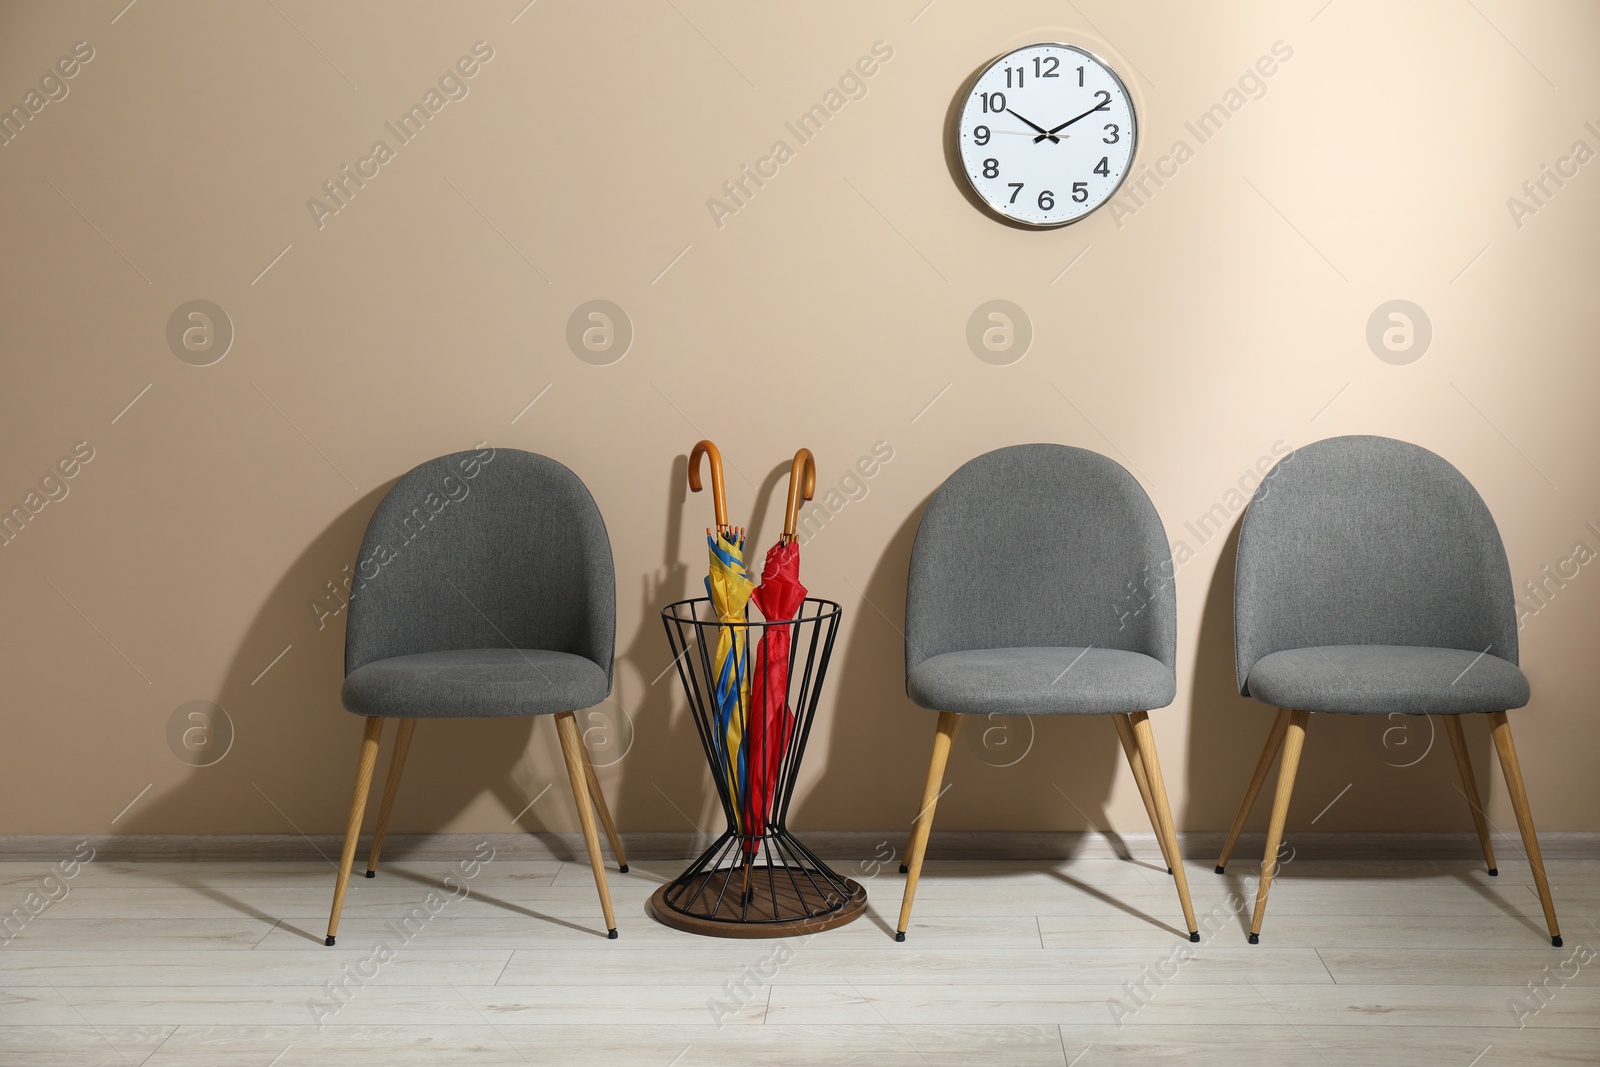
[651,596,864,935]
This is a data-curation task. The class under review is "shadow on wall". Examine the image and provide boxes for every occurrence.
[796,493,1125,857]
[124,450,1504,850]
[123,480,538,845]
[609,453,702,838]
[1182,521,1270,833]
[127,448,817,849]
[1181,516,1498,844]
[614,453,811,836]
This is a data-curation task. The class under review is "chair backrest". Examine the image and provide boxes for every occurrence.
[905,444,1176,675]
[1234,435,1517,694]
[345,447,615,680]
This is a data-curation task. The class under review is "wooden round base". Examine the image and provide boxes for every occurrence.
[648,869,868,939]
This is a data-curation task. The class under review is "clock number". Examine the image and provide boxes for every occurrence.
[973,125,990,146]
[1093,156,1110,176]
[1037,190,1055,210]
[1092,90,1111,111]
[1077,65,1085,86]
[1007,182,1023,204]
[982,158,999,179]
[1005,66,1025,88]
[1071,182,1088,203]
[1103,123,1120,144]
[1033,55,1060,78]
[978,91,1006,113]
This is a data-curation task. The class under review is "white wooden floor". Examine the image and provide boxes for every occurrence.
[1,851,1596,1065]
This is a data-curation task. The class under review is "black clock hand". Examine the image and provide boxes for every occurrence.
[1005,108,1059,143]
[1034,100,1107,142]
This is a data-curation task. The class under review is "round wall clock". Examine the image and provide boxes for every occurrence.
[955,43,1138,227]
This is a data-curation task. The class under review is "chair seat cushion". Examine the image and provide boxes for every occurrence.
[342,649,609,718]
[1245,644,1529,714]
[907,647,1175,715]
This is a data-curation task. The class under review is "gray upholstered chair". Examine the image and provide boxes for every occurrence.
[1216,434,1561,946]
[323,447,627,945]
[896,443,1200,943]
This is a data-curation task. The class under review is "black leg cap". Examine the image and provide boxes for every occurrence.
[1167,867,1173,875]
[899,864,908,874]
[364,870,376,879]
[1247,933,1259,945]
[894,930,906,942]
[607,928,619,939]
[1487,868,1498,876]
[1553,935,1563,948]
[618,864,629,874]
[1188,930,1200,942]
[1214,865,1226,874]
[324,935,336,947]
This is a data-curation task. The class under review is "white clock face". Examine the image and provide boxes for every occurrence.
[956,44,1137,227]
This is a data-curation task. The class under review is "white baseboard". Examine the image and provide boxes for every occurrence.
[0,830,1594,863]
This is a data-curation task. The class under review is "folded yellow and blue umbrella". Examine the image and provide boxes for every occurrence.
[705,529,753,828]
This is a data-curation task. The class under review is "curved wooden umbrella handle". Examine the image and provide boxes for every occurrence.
[688,440,729,531]
[782,448,816,542]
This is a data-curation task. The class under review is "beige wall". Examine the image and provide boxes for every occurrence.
[1,1,1596,839]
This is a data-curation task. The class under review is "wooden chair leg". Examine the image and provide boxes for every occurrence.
[1248,708,1309,943]
[1442,714,1497,876]
[579,729,629,873]
[1112,712,1175,874]
[1127,711,1199,941]
[1487,711,1562,946]
[896,711,962,942]
[365,718,417,878]
[325,716,385,946]
[555,711,618,938]
[1216,709,1291,873]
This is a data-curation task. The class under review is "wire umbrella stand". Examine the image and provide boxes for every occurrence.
[650,596,866,938]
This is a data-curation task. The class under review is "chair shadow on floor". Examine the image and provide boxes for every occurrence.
[1046,868,1190,940]
[377,864,599,937]
[1212,864,1550,940]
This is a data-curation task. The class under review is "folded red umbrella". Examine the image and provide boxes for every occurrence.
[744,449,814,853]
